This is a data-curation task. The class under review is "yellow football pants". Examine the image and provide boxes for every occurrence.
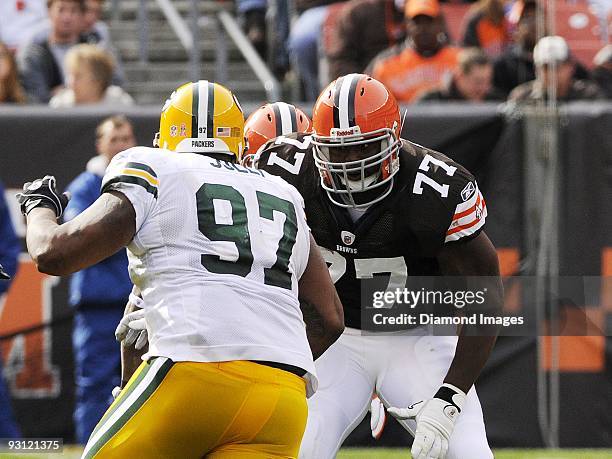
[81,358,308,458]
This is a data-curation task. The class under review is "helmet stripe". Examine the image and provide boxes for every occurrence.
[347,75,358,128]
[332,76,343,129]
[206,82,215,139]
[191,81,200,138]
[272,102,283,136]
[288,104,297,132]
[197,80,209,138]
[338,73,359,128]
[276,102,295,135]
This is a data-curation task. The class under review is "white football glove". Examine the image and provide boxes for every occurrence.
[115,307,148,350]
[387,384,466,459]
[370,394,386,440]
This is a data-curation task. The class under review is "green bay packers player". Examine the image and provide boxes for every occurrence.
[255,74,503,459]
[17,80,344,459]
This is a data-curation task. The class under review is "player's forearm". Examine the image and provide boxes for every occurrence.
[300,297,344,360]
[26,208,70,275]
[26,208,100,276]
[443,334,497,393]
[26,192,136,276]
[443,277,503,392]
[438,232,503,392]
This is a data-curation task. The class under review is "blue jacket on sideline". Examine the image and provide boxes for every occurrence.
[64,157,132,306]
[0,181,20,296]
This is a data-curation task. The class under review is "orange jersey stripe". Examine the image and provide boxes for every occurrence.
[447,215,483,236]
[452,194,482,220]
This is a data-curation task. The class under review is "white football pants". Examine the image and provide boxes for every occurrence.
[299,327,493,459]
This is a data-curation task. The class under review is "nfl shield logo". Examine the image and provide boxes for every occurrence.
[341,231,355,246]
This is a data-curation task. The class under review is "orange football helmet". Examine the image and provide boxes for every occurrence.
[242,102,312,167]
[312,74,401,208]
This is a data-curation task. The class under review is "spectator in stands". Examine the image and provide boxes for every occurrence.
[461,0,510,57]
[592,44,612,99]
[492,0,536,96]
[49,44,132,107]
[508,36,603,103]
[493,0,590,97]
[17,0,85,103]
[289,0,348,101]
[63,115,136,444]
[417,47,504,101]
[0,0,47,52]
[369,0,460,103]
[325,0,406,80]
[81,0,109,46]
[0,42,27,104]
[238,0,267,58]
[238,0,290,78]
[0,179,22,439]
[29,0,124,85]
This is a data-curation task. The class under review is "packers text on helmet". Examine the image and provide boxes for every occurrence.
[156,80,244,160]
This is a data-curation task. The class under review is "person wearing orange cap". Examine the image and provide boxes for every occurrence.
[325,0,406,80]
[368,0,460,103]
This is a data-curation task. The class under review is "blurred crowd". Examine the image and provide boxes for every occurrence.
[239,0,612,102]
[0,0,131,106]
[0,0,611,106]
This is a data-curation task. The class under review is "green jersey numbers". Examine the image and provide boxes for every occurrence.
[196,183,299,289]
[257,191,298,290]
[197,183,253,277]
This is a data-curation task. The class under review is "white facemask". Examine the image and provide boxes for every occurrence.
[341,171,380,191]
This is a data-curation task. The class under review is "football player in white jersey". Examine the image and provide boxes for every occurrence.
[17,80,344,459]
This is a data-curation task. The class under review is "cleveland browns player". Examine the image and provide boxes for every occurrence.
[255,74,503,459]
[242,102,312,167]
[244,101,390,441]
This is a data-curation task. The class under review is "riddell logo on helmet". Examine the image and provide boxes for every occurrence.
[331,126,361,137]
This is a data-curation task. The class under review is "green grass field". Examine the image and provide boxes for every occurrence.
[338,449,612,459]
[1,448,612,458]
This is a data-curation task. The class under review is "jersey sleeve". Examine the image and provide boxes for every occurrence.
[444,176,487,243]
[255,133,320,202]
[101,147,159,233]
[403,142,487,254]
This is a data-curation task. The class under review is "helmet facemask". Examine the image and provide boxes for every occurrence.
[313,126,400,208]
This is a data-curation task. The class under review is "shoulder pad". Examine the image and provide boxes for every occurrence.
[255,132,319,199]
[398,140,486,249]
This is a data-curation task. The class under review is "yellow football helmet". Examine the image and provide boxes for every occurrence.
[156,80,245,159]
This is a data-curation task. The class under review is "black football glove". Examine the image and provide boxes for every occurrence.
[16,175,70,218]
[0,263,10,280]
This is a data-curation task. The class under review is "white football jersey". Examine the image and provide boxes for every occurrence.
[102,147,317,395]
